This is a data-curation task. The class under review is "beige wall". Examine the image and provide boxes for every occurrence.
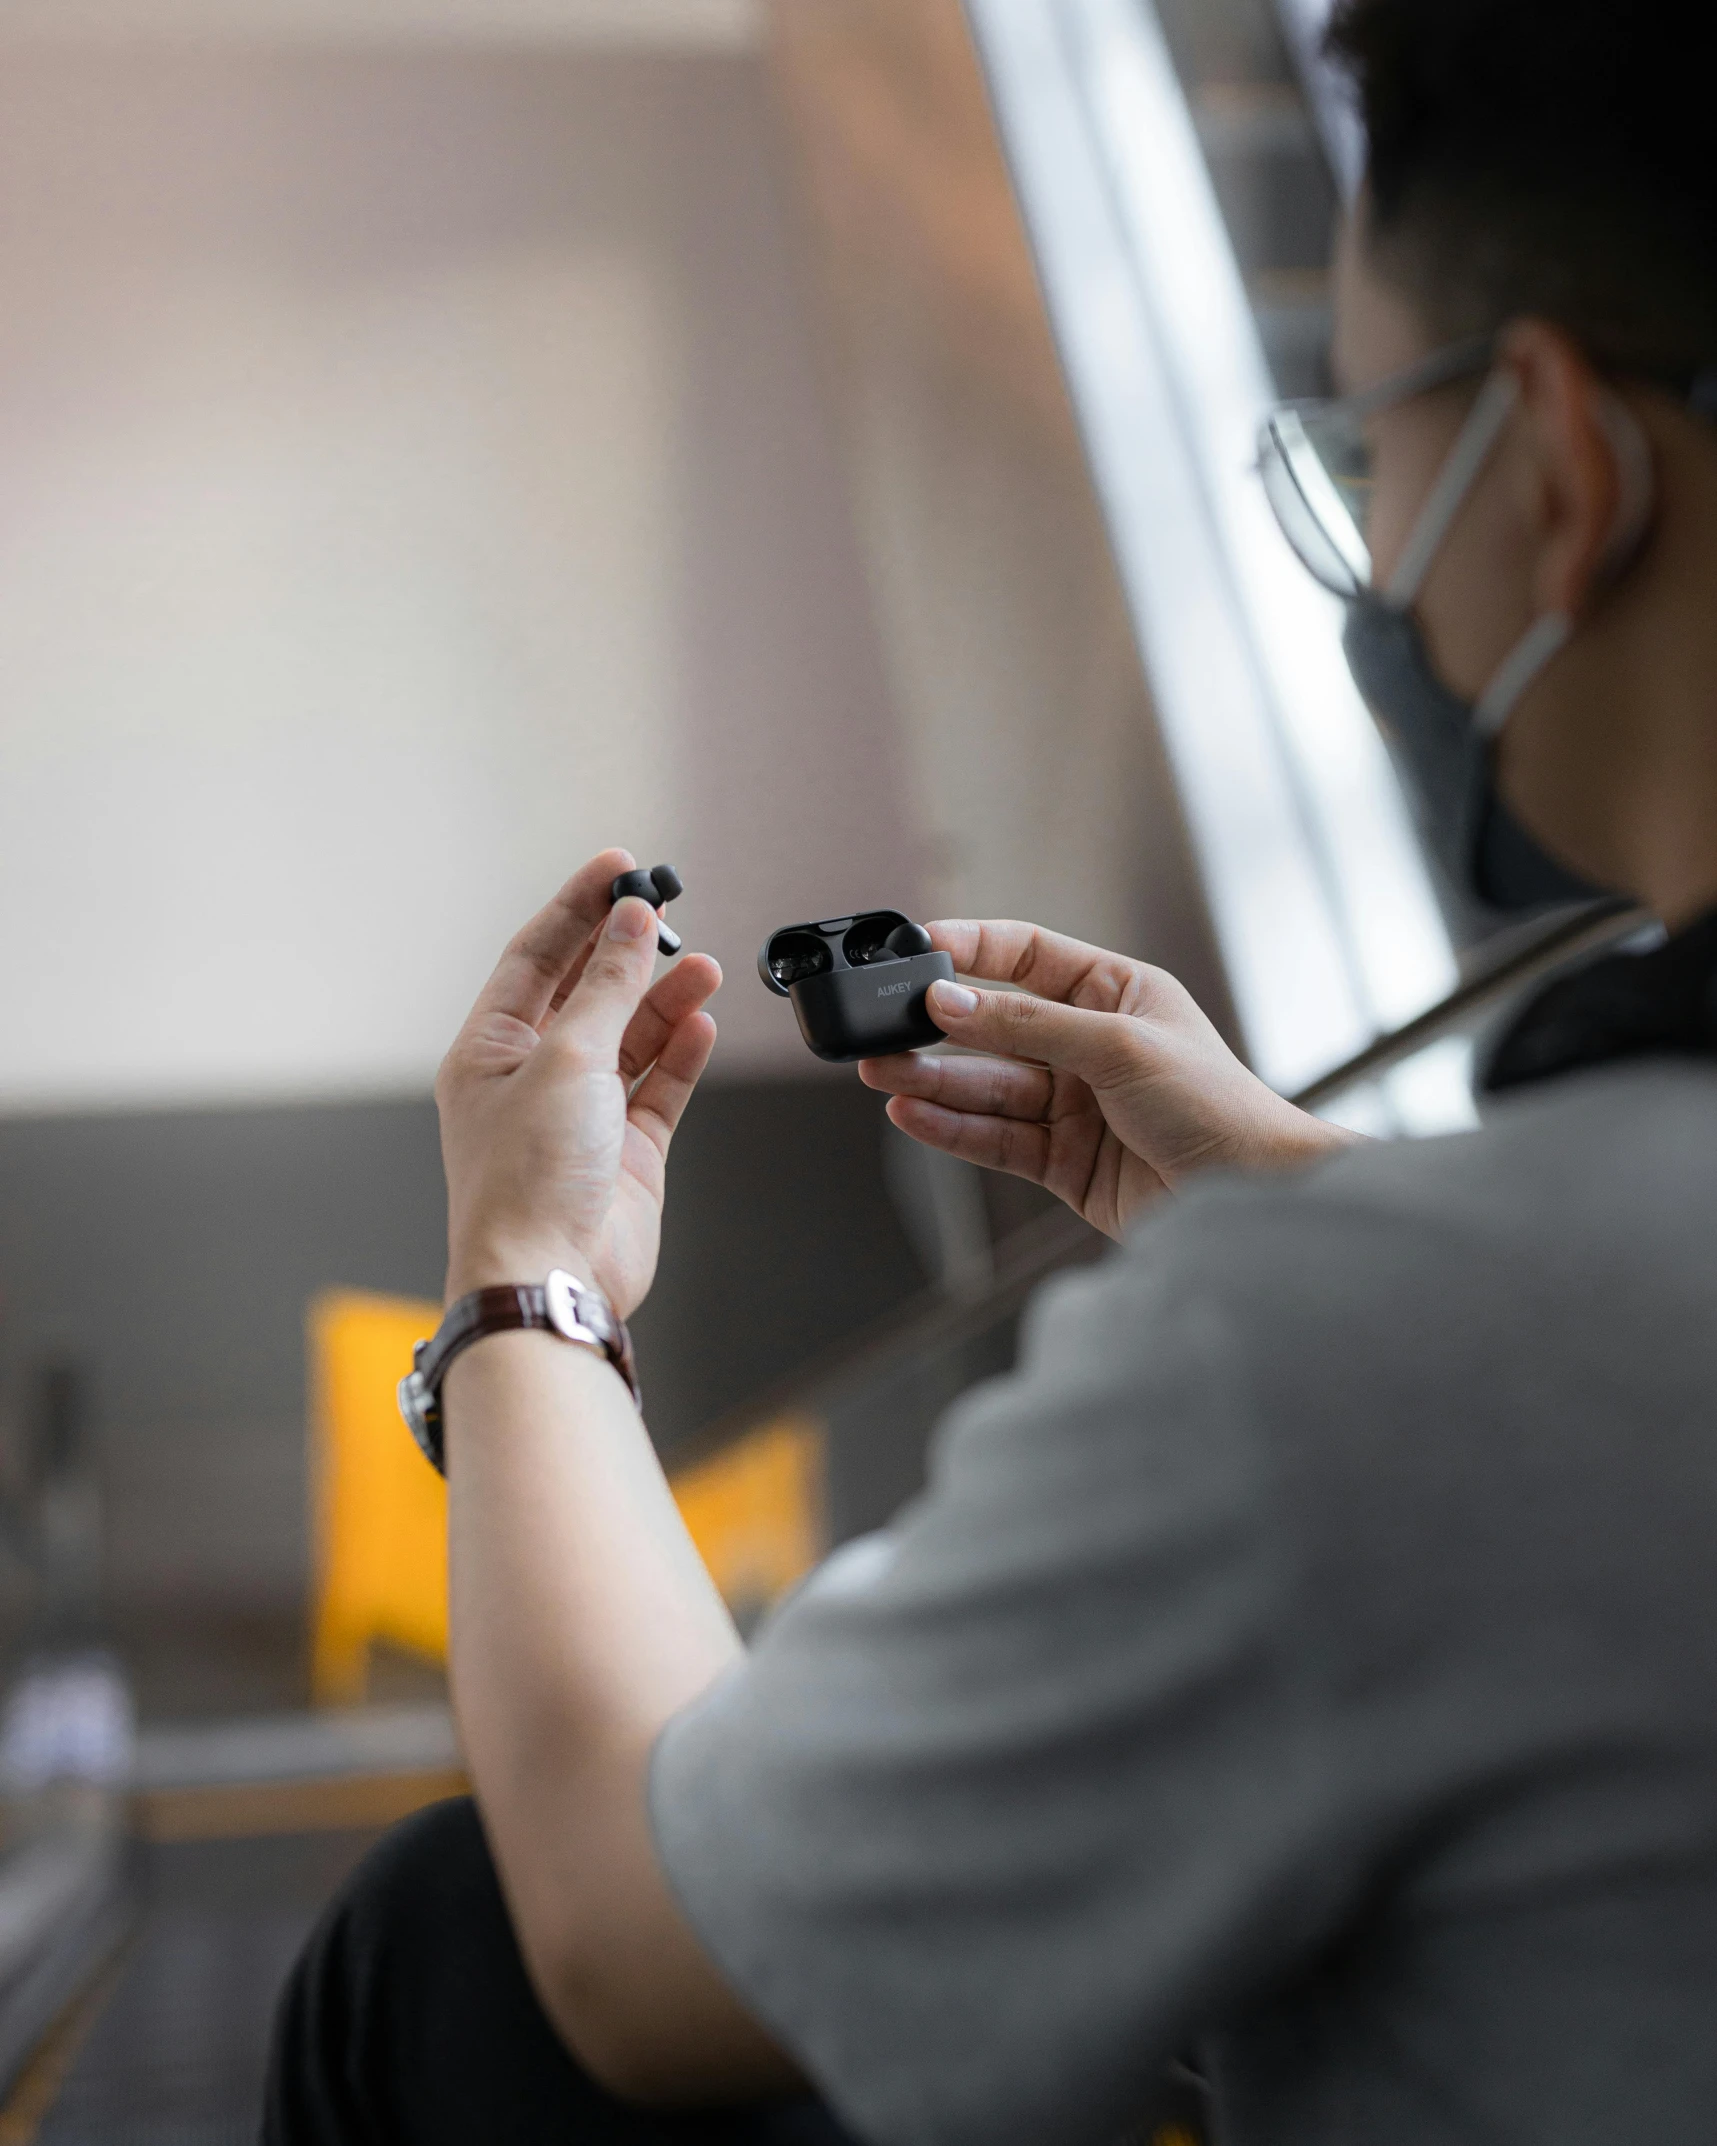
[770,0,1230,1020]
[0,0,761,35]
[0,40,919,1110]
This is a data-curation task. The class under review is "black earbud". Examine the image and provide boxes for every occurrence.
[610,864,685,957]
[882,922,934,960]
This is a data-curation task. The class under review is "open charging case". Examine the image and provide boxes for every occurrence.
[758,911,955,1063]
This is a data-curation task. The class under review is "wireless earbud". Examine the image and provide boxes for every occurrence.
[883,922,934,959]
[758,909,954,1062]
[610,864,685,957]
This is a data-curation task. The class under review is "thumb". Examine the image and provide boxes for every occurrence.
[545,895,660,1061]
[926,978,1141,1089]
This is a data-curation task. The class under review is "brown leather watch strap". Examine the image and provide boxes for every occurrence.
[397,1272,640,1474]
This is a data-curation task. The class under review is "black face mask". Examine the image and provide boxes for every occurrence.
[1343,594,1606,919]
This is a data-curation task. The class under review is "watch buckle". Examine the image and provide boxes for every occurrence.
[545,1268,602,1348]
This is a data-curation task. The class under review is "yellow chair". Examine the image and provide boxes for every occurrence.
[310,1291,450,1705]
[309,1290,826,1705]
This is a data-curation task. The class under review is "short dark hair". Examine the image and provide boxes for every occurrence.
[1326,0,1717,382]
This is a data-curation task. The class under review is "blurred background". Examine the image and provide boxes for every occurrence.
[0,0,1628,2135]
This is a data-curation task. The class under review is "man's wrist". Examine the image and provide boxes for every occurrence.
[445,1237,598,1304]
[1266,1107,1361,1169]
[402,1260,642,1473]
[1216,1094,1359,1182]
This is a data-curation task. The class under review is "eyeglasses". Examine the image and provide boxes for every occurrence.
[1257,336,1496,597]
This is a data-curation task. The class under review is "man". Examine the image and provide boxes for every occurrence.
[268,1,1717,2139]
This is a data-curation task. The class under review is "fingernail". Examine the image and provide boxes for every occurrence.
[929,981,977,1018]
[608,898,654,941]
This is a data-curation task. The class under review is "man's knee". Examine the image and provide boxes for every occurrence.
[327,1795,503,1977]
[266,1797,528,2143]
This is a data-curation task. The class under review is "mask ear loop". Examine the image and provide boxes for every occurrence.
[1473,614,1573,739]
[1475,392,1656,742]
[1384,370,1522,608]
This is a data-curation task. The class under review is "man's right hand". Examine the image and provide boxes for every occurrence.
[436,850,721,1317]
[859,920,1353,1241]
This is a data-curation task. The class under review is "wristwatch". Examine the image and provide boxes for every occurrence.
[397,1270,641,1475]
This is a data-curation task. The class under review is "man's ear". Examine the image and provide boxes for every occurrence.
[1506,320,1657,616]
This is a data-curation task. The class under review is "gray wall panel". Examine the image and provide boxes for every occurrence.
[0,1079,921,1655]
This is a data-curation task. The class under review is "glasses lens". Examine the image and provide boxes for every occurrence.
[1258,406,1373,596]
[768,932,832,989]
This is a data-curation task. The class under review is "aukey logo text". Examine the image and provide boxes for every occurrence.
[876,981,912,998]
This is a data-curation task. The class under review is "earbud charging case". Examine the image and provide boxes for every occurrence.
[759,912,955,1064]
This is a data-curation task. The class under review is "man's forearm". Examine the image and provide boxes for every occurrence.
[424,862,799,2099]
[441,1329,768,2091]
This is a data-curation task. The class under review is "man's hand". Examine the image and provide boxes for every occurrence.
[437,849,722,1313]
[860,920,1351,1240]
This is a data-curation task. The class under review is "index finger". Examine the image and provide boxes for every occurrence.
[469,849,636,1031]
[928,919,1145,1011]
